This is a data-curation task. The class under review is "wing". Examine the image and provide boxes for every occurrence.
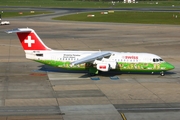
[71,51,112,65]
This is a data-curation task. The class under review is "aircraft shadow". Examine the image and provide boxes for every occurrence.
[37,65,87,73]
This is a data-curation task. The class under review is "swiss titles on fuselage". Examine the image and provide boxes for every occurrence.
[63,54,80,59]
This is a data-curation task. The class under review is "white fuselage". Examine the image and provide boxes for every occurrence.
[25,50,163,64]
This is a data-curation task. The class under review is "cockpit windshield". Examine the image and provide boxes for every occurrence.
[153,58,164,62]
[159,59,163,61]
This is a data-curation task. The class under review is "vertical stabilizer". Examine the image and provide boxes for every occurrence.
[6,28,51,51]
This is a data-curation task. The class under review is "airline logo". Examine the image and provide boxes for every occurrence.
[17,32,49,50]
[123,56,138,59]
[24,36,35,47]
[99,65,106,69]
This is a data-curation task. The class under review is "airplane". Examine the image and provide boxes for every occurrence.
[6,28,174,76]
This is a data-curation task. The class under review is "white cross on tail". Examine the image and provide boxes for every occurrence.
[24,36,35,47]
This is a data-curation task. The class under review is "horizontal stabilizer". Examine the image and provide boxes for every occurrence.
[6,28,33,34]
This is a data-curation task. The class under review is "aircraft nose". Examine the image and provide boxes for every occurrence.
[166,62,175,70]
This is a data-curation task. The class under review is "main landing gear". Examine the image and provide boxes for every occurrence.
[88,67,98,76]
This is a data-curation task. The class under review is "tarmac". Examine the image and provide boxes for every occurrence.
[0,8,180,120]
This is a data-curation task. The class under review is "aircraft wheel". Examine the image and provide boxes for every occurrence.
[160,71,164,76]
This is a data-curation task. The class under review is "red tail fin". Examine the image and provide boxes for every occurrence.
[7,28,51,51]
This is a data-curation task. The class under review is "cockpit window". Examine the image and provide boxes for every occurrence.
[153,58,156,62]
[153,58,164,62]
[153,58,158,62]
[159,59,163,61]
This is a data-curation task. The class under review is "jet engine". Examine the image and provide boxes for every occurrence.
[94,59,118,72]
[108,61,117,69]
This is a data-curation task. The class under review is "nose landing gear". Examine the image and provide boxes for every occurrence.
[160,71,164,76]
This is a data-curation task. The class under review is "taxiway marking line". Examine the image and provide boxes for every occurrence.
[120,113,127,120]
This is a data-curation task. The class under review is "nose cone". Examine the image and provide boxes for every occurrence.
[166,62,175,70]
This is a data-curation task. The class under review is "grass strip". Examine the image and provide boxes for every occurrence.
[53,11,180,25]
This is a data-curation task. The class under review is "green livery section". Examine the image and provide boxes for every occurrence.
[34,59,174,74]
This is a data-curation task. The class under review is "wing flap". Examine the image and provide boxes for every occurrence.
[71,51,112,65]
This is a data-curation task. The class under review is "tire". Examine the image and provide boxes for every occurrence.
[160,71,164,76]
